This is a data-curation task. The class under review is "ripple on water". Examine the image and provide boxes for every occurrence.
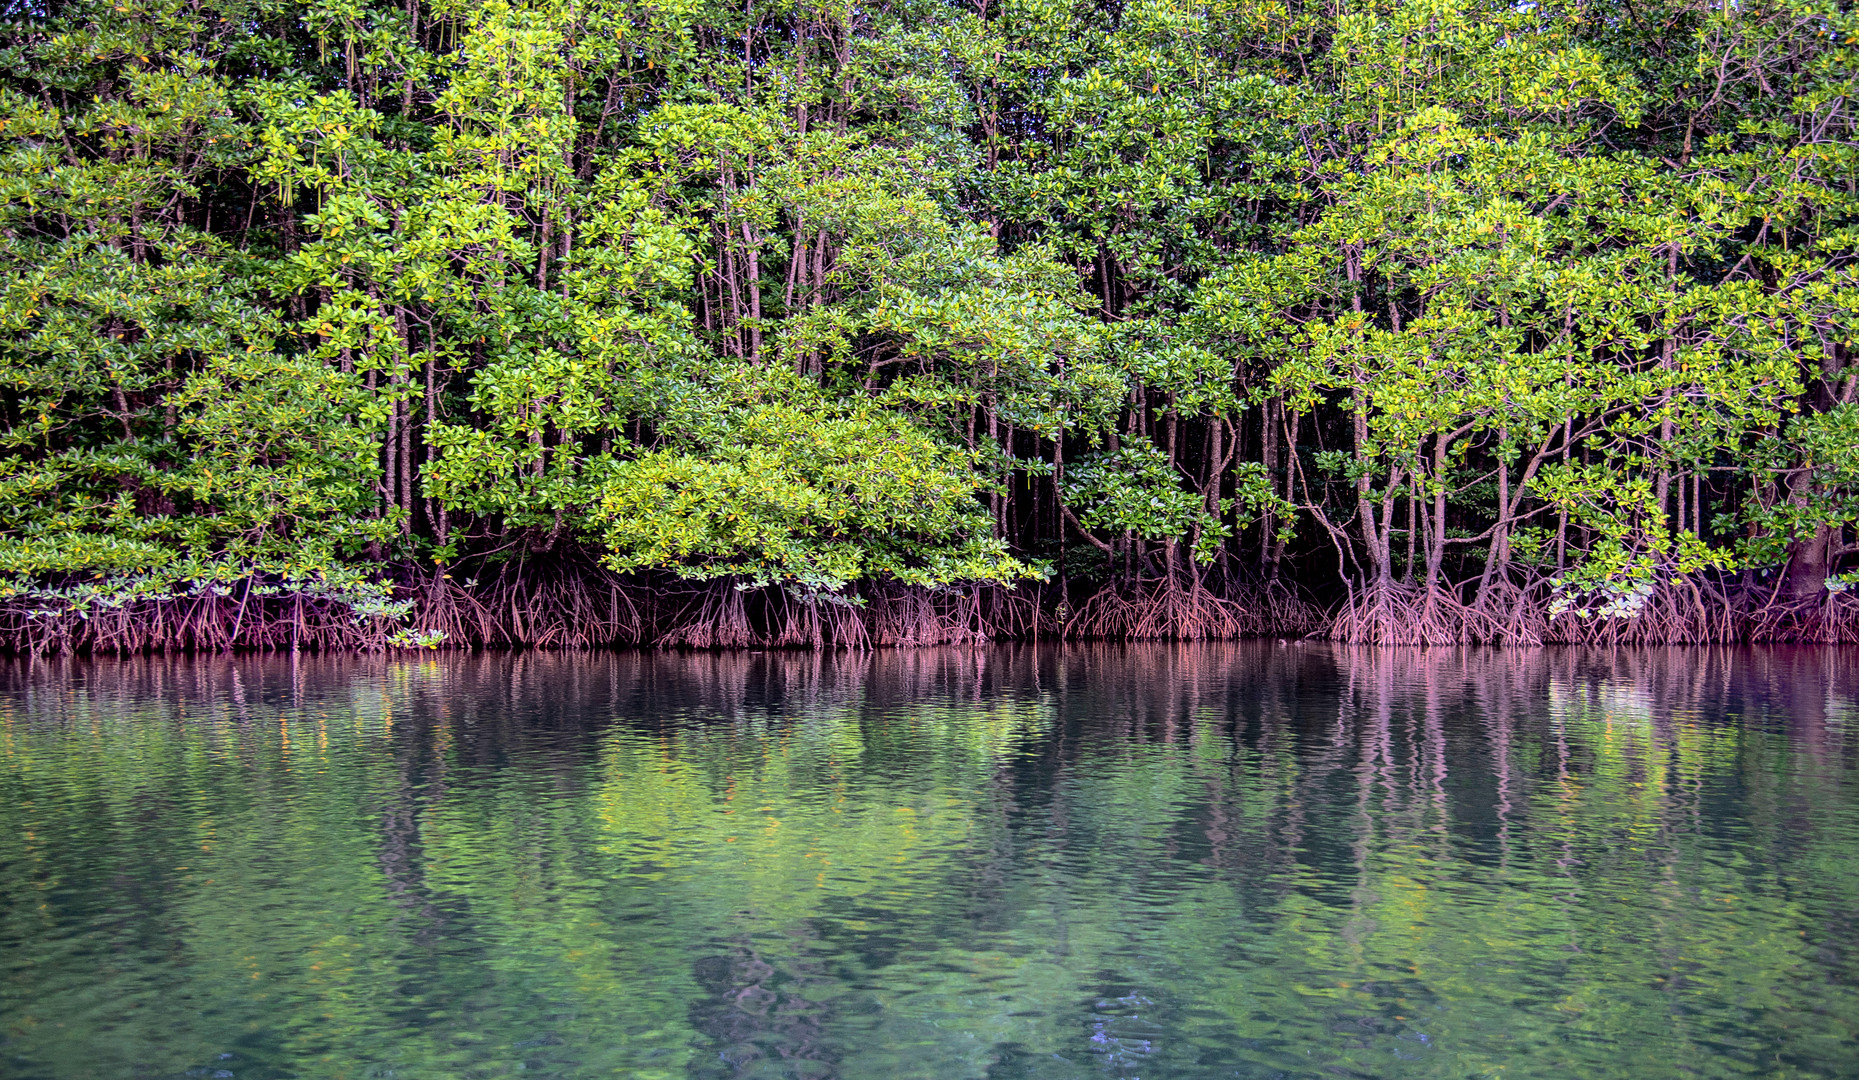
[1,645,1857,1079]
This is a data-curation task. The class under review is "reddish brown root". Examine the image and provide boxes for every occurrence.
[1328,581,1492,646]
[419,563,641,648]
[866,584,991,646]
[17,566,1859,655]
[1472,577,1546,646]
[765,588,871,649]
[1540,577,1745,645]
[0,587,418,655]
[1226,581,1326,637]
[657,581,758,649]
[1740,589,1859,643]
[1063,578,1251,640]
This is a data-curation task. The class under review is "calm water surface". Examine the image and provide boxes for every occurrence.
[2,644,1857,1079]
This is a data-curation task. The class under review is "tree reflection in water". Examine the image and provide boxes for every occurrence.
[1,644,1856,1079]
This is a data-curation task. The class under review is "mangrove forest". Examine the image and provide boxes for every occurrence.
[4,0,1859,650]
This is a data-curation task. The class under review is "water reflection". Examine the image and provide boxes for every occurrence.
[2,644,1857,1079]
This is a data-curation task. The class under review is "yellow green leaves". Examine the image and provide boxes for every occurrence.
[582,366,1032,588]
[3,0,1858,630]
[1063,441,1228,560]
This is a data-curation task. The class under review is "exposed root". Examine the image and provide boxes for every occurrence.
[0,584,418,655]
[428,562,641,648]
[1328,580,1492,646]
[1541,575,1745,645]
[975,583,1050,640]
[16,563,1859,655]
[1226,580,1327,637]
[658,580,758,649]
[1063,577,1250,640]
[866,584,990,646]
[1745,589,1859,643]
[1473,577,1546,646]
[416,573,503,646]
[765,588,871,649]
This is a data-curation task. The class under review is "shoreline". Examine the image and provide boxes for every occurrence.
[10,570,1859,654]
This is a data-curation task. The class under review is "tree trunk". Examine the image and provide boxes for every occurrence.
[1784,524,1835,602]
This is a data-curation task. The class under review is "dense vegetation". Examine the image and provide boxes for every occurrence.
[3,0,1858,649]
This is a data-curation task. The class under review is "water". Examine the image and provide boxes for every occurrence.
[2,644,1857,1080]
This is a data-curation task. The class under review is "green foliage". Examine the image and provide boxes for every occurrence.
[1064,441,1225,561]
[3,0,1857,628]
[1738,404,1859,565]
[586,366,1032,590]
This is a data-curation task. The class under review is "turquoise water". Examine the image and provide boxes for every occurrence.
[2,644,1856,1079]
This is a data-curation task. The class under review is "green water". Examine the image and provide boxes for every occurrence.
[2,645,1857,1080]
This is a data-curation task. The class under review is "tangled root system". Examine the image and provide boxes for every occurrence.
[1063,577,1252,640]
[1541,576,1746,645]
[1328,580,1492,646]
[866,584,991,646]
[12,565,1859,655]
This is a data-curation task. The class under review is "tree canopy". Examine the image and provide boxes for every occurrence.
[3,0,1857,646]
